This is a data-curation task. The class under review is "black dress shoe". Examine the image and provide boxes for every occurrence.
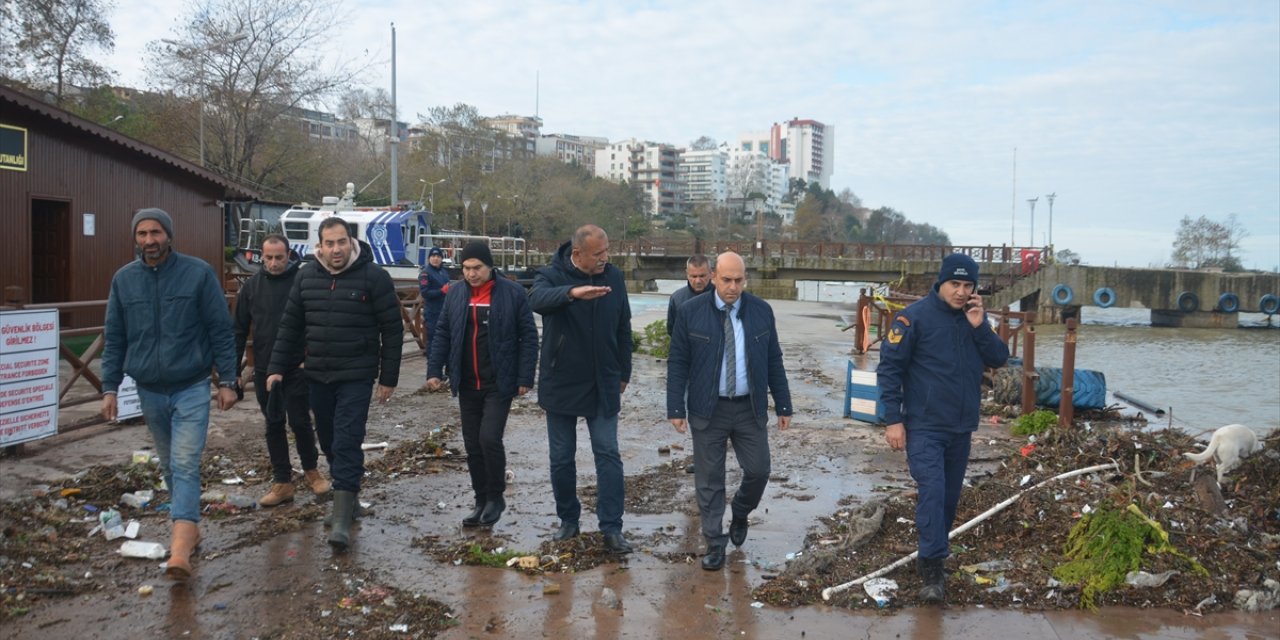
[603,532,633,554]
[478,496,505,526]
[701,546,725,571]
[729,516,749,547]
[462,502,485,527]
[552,521,579,541]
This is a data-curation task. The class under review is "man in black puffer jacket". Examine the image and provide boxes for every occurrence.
[267,217,403,551]
[234,234,330,508]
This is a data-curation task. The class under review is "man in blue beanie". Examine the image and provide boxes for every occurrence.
[875,252,1009,604]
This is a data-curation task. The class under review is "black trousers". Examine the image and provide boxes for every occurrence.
[689,396,771,548]
[458,385,514,504]
[253,370,322,483]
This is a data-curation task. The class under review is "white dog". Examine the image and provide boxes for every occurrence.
[1183,424,1260,484]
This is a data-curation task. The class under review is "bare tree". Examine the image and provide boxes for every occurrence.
[1,0,115,105]
[689,135,718,151]
[146,0,364,192]
[1170,214,1246,271]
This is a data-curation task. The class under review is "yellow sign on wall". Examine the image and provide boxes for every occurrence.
[0,124,28,172]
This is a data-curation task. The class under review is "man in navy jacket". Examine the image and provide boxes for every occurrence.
[667,252,793,570]
[101,208,238,580]
[876,253,1010,604]
[530,225,634,554]
[427,241,538,528]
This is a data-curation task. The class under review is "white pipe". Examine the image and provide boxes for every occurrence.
[821,462,1118,601]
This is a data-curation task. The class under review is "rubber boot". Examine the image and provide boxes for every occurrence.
[165,520,200,580]
[328,490,357,551]
[917,557,946,604]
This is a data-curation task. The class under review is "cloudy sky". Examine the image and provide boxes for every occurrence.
[104,1,1279,270]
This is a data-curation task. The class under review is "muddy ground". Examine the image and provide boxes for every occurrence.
[1,297,1276,639]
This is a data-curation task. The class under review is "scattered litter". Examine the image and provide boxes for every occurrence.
[597,587,621,610]
[138,585,154,596]
[119,540,167,559]
[120,490,155,509]
[1019,475,1032,487]
[361,442,390,451]
[220,476,245,485]
[60,488,82,497]
[863,578,898,607]
[132,451,152,465]
[961,560,1015,573]
[389,624,408,632]
[543,582,561,595]
[1125,570,1179,588]
[750,601,765,609]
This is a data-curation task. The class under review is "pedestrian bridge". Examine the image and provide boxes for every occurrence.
[524,240,1279,327]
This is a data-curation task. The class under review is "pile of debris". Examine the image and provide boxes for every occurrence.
[754,420,1280,612]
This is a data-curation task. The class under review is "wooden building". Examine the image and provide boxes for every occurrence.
[0,85,257,327]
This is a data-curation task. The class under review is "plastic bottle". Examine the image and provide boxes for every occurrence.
[119,540,167,559]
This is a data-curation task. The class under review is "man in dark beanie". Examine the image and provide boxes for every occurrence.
[875,251,1009,604]
[101,207,239,580]
[426,241,537,528]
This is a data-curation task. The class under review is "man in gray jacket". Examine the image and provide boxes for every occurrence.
[101,208,239,581]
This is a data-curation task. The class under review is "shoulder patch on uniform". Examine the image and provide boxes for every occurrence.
[887,325,904,344]
[895,316,910,327]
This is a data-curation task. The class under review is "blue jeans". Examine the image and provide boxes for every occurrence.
[309,379,373,493]
[546,411,624,534]
[906,428,972,560]
[137,378,211,523]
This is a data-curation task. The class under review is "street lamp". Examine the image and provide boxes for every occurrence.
[417,178,446,212]
[462,197,472,233]
[496,194,520,237]
[1045,192,1056,250]
[481,201,490,236]
[1026,197,1038,246]
[161,32,248,168]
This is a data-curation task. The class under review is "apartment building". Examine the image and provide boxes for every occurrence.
[678,146,728,207]
[535,133,609,173]
[594,138,684,218]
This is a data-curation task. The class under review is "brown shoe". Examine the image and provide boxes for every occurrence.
[303,469,331,495]
[259,483,296,507]
[165,520,199,580]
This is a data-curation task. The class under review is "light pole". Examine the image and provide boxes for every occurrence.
[481,201,490,236]
[162,33,247,168]
[417,178,446,212]
[1045,192,1056,250]
[462,197,472,233]
[497,194,520,236]
[1026,197,1038,246]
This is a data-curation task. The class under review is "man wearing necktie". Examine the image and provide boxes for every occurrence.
[666,252,793,571]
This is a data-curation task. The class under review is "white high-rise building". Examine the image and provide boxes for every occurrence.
[679,146,728,206]
[595,138,684,218]
[741,119,835,189]
[780,118,833,188]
